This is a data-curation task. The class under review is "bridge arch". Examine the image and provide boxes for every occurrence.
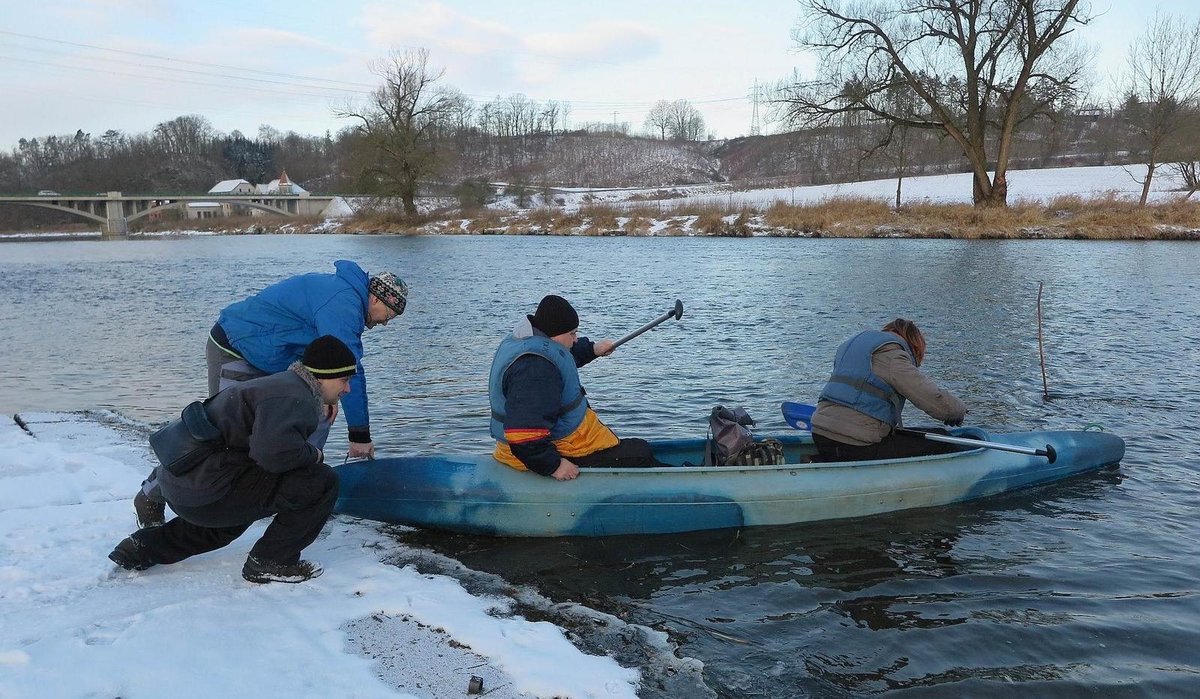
[0,201,105,225]
[125,200,297,223]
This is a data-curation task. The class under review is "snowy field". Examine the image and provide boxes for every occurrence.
[550,164,1191,211]
[0,412,648,699]
[2,164,1192,240]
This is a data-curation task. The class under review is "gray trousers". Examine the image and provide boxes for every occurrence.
[139,338,333,502]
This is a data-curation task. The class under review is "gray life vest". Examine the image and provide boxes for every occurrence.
[818,330,912,426]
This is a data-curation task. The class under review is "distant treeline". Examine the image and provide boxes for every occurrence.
[0,99,1187,228]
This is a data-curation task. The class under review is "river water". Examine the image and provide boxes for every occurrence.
[2,234,1197,697]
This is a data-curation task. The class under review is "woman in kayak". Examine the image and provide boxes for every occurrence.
[811,318,968,462]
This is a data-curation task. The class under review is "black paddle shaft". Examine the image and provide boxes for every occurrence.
[610,299,684,350]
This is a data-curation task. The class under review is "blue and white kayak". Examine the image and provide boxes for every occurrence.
[333,427,1125,537]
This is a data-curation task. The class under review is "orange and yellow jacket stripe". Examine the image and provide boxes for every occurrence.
[493,408,619,470]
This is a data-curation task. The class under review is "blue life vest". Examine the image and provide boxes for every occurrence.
[488,322,588,442]
[818,330,912,425]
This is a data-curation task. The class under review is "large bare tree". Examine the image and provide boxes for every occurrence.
[666,99,707,142]
[644,99,706,141]
[644,100,673,139]
[778,0,1092,207]
[1121,12,1200,206]
[336,48,455,214]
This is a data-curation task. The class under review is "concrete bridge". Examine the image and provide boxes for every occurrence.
[0,191,338,238]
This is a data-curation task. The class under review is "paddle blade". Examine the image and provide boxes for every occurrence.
[781,401,815,431]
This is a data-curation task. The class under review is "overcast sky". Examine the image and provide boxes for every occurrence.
[0,0,1196,150]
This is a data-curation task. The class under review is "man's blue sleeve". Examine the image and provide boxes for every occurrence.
[312,289,371,442]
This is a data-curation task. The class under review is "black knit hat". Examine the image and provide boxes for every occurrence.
[529,295,579,337]
[302,335,357,379]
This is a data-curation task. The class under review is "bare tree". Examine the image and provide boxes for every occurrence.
[875,80,922,209]
[666,100,706,141]
[1121,12,1200,206]
[335,48,455,214]
[644,100,673,139]
[1169,111,1200,199]
[153,114,215,158]
[777,0,1092,207]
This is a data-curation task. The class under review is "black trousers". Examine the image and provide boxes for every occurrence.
[135,461,338,565]
[572,437,669,468]
[813,429,962,462]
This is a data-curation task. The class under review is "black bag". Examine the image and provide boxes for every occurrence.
[149,401,224,476]
[705,405,756,466]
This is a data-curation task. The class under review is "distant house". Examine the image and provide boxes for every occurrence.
[209,179,255,195]
[200,171,325,219]
[255,170,308,196]
[186,202,222,219]
[206,179,256,217]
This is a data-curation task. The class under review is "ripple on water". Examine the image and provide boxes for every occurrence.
[3,235,1199,696]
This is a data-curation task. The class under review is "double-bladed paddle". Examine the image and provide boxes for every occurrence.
[779,401,1056,462]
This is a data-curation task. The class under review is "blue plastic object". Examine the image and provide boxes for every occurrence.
[780,401,814,431]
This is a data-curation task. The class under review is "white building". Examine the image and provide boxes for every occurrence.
[192,171,326,219]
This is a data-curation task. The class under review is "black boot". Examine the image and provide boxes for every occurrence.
[133,489,166,529]
[109,537,157,571]
[242,555,323,584]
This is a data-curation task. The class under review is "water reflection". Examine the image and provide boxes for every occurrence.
[402,469,1124,696]
[3,235,1197,697]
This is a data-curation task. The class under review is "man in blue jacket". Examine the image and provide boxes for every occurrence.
[134,260,408,528]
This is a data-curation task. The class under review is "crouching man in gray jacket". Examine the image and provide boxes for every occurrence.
[109,335,357,584]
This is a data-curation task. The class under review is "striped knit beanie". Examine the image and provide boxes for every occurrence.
[302,336,357,379]
[369,273,409,316]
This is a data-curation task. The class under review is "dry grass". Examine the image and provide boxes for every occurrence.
[764,197,893,234]
[460,208,507,233]
[119,191,1200,240]
[524,206,557,229]
[578,203,620,234]
[135,214,327,234]
[760,195,1200,239]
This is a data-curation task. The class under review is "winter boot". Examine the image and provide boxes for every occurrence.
[109,537,157,571]
[133,489,166,529]
[242,555,323,584]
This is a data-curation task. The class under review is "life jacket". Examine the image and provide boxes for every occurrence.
[488,319,589,443]
[818,330,912,426]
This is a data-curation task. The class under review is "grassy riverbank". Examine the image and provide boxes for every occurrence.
[336,195,1200,240]
[5,196,1200,241]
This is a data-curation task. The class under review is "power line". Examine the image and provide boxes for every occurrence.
[0,54,358,103]
[0,30,377,89]
[1,29,751,110]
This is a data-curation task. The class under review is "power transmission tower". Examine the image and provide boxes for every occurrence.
[750,79,762,136]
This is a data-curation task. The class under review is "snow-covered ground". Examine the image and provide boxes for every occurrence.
[3,164,1193,239]
[542,164,1190,211]
[0,412,649,699]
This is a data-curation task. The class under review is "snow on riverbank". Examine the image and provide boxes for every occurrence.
[0,412,643,699]
[4,164,1193,240]
[555,164,1190,210]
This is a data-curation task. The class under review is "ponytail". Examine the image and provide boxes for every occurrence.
[882,318,926,367]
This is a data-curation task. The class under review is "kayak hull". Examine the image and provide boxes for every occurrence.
[334,429,1125,537]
